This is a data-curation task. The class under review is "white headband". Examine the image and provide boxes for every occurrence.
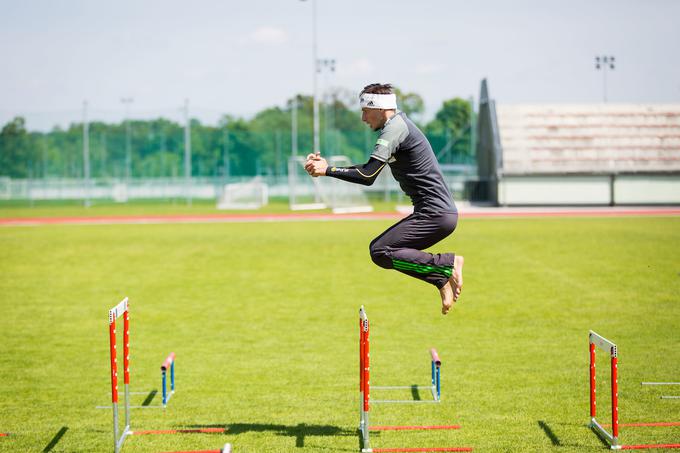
[359,93,397,110]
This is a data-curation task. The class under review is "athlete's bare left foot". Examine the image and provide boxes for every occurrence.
[450,255,464,301]
[439,281,454,315]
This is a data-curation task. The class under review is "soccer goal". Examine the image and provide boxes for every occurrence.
[325,156,374,214]
[288,156,327,211]
[216,176,269,210]
[288,155,373,214]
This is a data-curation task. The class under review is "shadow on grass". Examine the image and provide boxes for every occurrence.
[537,420,606,449]
[410,384,422,401]
[537,420,560,446]
[186,423,354,448]
[42,426,68,452]
[588,423,614,449]
[141,390,158,406]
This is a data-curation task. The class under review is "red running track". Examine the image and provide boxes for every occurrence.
[1,207,679,227]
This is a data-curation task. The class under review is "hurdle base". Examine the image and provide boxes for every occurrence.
[163,390,175,407]
[116,425,131,452]
[589,419,620,450]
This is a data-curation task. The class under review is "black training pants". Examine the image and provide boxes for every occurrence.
[368,211,458,289]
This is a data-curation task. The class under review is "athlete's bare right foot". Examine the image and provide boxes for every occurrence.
[450,255,464,301]
[439,281,454,315]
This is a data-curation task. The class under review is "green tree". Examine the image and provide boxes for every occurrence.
[426,98,474,162]
[394,87,425,123]
[426,98,471,136]
[0,117,33,177]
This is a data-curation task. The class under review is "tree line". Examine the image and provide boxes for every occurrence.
[0,89,474,179]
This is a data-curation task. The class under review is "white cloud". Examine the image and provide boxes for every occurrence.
[244,26,288,45]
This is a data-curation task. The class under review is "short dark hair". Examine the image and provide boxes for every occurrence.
[360,83,393,95]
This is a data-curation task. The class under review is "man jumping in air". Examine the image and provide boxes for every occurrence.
[304,83,464,315]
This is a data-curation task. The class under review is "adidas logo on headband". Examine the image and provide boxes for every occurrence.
[360,93,397,110]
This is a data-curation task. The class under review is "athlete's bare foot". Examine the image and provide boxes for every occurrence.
[439,281,454,315]
[450,255,464,301]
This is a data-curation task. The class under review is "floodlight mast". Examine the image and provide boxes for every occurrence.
[82,100,91,207]
[121,97,133,180]
[183,99,192,206]
[595,55,615,103]
[300,0,320,155]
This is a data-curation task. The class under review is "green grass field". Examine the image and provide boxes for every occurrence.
[1,213,679,452]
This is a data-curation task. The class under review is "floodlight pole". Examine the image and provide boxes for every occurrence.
[318,59,336,154]
[312,0,319,154]
[292,96,298,156]
[121,97,133,180]
[595,55,615,103]
[300,0,320,154]
[82,100,91,207]
[183,99,192,206]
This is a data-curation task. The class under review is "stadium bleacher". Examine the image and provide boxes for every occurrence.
[497,104,680,174]
[476,79,680,205]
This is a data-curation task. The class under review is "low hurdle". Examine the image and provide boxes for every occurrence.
[98,351,177,410]
[109,297,132,452]
[371,348,442,404]
[359,306,472,453]
[588,331,680,450]
[108,298,226,452]
[162,352,176,406]
[641,381,680,400]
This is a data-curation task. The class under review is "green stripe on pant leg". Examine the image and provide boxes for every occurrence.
[392,259,452,277]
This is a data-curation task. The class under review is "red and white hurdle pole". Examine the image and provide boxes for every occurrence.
[123,306,130,432]
[109,297,131,453]
[359,306,371,451]
[611,352,619,440]
[589,342,596,419]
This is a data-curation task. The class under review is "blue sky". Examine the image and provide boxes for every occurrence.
[1,0,679,130]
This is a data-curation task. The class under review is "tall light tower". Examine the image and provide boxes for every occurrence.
[183,99,192,206]
[301,0,320,154]
[82,100,91,207]
[291,96,298,156]
[120,97,134,179]
[595,55,615,103]
[318,58,336,153]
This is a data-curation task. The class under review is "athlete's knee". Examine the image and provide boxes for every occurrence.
[369,241,392,269]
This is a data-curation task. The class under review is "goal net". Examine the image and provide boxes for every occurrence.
[288,155,373,213]
[288,156,327,211]
[216,176,269,210]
